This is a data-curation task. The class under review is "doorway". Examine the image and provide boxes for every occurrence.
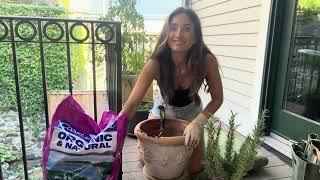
[269,0,320,141]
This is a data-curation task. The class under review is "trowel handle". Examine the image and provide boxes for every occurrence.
[158,105,165,129]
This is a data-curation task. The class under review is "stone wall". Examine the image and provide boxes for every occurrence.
[0,110,45,178]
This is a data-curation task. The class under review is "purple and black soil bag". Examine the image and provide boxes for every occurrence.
[42,96,127,180]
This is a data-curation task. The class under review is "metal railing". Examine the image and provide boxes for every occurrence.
[121,33,159,75]
[286,36,320,104]
[0,16,122,179]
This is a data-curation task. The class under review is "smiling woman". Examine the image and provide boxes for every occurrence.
[119,6,223,177]
[168,13,195,53]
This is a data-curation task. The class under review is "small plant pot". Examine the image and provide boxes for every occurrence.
[134,118,193,179]
[127,110,149,137]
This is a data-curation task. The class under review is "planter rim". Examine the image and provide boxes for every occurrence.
[134,118,189,146]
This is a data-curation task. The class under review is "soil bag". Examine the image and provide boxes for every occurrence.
[42,96,127,180]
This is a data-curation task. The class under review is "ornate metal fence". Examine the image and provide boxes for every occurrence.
[286,36,320,104]
[0,16,122,179]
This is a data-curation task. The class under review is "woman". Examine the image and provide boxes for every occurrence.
[120,7,223,175]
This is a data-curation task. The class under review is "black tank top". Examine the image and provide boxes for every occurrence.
[169,89,193,107]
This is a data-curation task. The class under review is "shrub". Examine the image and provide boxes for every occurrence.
[204,110,267,180]
[0,3,86,136]
[103,0,155,75]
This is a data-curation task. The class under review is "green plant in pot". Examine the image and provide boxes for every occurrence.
[127,101,153,137]
[103,0,155,104]
[203,110,268,180]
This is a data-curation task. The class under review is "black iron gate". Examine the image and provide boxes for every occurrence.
[0,16,122,180]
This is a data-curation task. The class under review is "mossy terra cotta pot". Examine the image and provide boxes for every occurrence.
[134,118,193,179]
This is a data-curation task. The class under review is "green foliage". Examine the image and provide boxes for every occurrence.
[29,167,43,179]
[0,0,38,4]
[0,140,41,179]
[0,2,64,16]
[105,0,144,34]
[0,143,23,178]
[223,112,238,179]
[2,162,24,179]
[298,0,320,22]
[0,143,21,163]
[138,101,153,111]
[104,0,151,75]
[204,116,225,178]
[204,110,267,180]
[0,3,86,136]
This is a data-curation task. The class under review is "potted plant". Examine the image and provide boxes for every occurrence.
[127,101,153,137]
[104,0,155,104]
[204,110,267,180]
[134,118,193,179]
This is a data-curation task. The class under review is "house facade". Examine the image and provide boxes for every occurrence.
[186,0,320,157]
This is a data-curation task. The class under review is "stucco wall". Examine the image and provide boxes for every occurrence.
[192,0,272,136]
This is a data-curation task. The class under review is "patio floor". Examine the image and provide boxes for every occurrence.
[122,136,292,180]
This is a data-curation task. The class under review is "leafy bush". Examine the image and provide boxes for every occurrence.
[0,3,86,136]
[0,142,23,178]
[138,101,153,111]
[204,110,267,180]
[104,0,155,75]
[0,143,21,163]
[298,0,320,22]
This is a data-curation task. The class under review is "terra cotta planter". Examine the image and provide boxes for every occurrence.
[134,118,193,179]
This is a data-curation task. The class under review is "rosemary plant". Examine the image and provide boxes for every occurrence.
[204,110,267,180]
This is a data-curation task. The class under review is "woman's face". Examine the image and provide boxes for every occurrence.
[168,13,195,53]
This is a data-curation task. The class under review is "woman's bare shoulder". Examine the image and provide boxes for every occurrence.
[146,58,160,67]
[205,53,218,64]
[204,53,219,74]
[143,58,160,80]
[144,58,160,71]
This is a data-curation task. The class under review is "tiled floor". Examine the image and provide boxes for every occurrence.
[121,136,292,180]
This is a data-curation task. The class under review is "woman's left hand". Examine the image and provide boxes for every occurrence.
[183,112,207,147]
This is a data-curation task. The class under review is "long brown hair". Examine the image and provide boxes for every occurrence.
[151,7,214,104]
